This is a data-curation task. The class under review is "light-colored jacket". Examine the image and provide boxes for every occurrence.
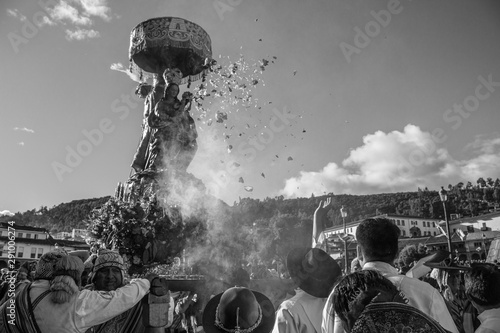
[273,289,327,333]
[33,278,150,333]
[321,261,459,333]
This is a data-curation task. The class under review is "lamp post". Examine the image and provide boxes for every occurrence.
[340,205,348,273]
[439,187,454,260]
[482,233,487,260]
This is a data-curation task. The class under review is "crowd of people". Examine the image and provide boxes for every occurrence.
[1,214,499,332]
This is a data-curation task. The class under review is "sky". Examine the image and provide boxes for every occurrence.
[1,0,500,214]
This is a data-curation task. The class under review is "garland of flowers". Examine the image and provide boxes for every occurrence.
[86,196,182,273]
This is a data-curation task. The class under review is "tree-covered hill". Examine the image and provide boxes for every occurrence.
[3,177,499,235]
[0,197,111,233]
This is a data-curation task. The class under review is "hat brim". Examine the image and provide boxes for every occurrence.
[424,262,471,271]
[202,290,276,333]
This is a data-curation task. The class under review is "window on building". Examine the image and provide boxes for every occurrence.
[31,247,37,258]
[26,233,31,239]
[18,232,23,238]
[453,229,456,233]
[434,232,437,236]
[401,221,405,226]
[397,220,400,225]
[467,226,474,232]
[17,246,24,258]
[433,222,436,227]
[402,230,406,236]
[34,234,39,239]
[38,248,43,258]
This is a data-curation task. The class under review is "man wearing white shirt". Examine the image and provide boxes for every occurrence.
[322,218,458,333]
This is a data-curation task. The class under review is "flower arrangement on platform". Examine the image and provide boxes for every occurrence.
[86,196,188,274]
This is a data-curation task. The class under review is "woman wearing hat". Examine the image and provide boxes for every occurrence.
[272,247,342,333]
[0,248,157,333]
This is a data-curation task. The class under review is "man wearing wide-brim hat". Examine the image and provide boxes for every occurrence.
[271,247,342,333]
[203,286,276,333]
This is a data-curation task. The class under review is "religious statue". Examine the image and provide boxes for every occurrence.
[130,74,166,172]
[144,68,198,173]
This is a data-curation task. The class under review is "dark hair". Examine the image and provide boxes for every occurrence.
[332,270,405,331]
[356,218,400,262]
[465,264,500,307]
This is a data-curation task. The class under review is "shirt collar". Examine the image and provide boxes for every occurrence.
[478,307,500,323]
[362,261,399,276]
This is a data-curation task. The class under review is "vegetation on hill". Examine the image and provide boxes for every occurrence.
[3,177,499,275]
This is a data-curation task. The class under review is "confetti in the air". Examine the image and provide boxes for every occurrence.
[261,173,265,178]
[239,177,244,183]
[287,156,293,161]
[244,186,254,192]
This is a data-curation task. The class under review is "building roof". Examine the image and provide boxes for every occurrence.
[439,211,500,226]
[0,222,47,232]
[379,214,440,220]
[425,233,463,245]
[398,236,431,248]
[465,230,500,241]
[0,235,89,249]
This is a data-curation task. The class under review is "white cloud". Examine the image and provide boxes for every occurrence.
[48,1,92,26]
[280,125,500,197]
[6,8,27,22]
[77,0,112,21]
[65,28,100,41]
[13,127,35,133]
[0,210,15,217]
[38,15,56,27]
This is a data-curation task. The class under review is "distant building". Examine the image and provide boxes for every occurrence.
[323,212,500,262]
[0,222,90,267]
[52,228,88,241]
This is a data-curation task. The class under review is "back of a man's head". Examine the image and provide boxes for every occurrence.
[465,264,500,308]
[356,218,400,263]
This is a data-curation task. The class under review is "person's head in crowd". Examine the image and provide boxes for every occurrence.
[91,249,125,291]
[286,247,342,298]
[34,248,68,280]
[332,270,407,332]
[0,261,8,271]
[202,286,275,333]
[50,254,85,304]
[465,263,500,312]
[355,218,400,267]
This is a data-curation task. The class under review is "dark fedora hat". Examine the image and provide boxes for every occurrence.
[203,287,276,333]
[286,247,342,298]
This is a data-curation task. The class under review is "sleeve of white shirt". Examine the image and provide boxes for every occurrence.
[429,288,459,333]
[272,308,300,333]
[75,278,150,330]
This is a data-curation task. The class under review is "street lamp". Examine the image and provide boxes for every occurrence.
[482,233,487,260]
[439,186,454,260]
[340,205,348,273]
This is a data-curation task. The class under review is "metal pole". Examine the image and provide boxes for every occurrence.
[343,216,348,274]
[442,201,453,260]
